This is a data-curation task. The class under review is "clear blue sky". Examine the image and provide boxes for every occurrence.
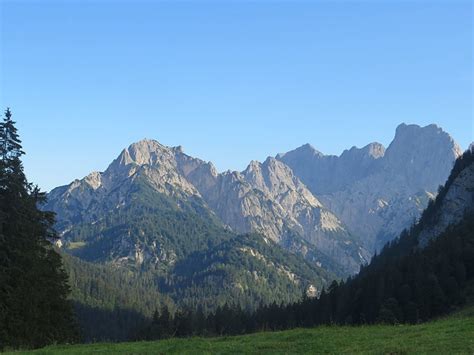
[0,0,472,191]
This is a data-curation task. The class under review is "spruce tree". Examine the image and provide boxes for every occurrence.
[0,108,77,349]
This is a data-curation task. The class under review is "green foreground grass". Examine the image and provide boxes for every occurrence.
[9,306,474,354]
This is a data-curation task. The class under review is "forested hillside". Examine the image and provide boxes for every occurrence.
[62,230,334,341]
[133,211,474,339]
[132,149,474,339]
[3,106,471,348]
[62,254,173,341]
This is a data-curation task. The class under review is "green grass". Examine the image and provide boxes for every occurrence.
[8,307,474,354]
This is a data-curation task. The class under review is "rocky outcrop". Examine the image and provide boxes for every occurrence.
[418,158,474,246]
[175,153,367,274]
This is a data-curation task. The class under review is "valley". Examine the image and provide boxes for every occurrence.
[1,2,472,352]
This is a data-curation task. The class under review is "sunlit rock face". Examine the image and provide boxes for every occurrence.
[46,138,365,274]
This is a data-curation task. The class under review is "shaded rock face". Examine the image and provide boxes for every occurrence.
[176,154,367,274]
[277,142,385,195]
[277,123,462,251]
[419,162,474,247]
[382,124,462,192]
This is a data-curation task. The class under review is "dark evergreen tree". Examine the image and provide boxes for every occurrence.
[0,108,78,349]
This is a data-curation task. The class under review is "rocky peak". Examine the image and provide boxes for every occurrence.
[338,142,385,175]
[276,143,324,160]
[83,171,102,190]
[340,142,385,160]
[383,123,462,191]
[277,141,385,195]
[105,139,172,173]
[418,156,474,246]
[243,157,314,201]
[124,139,172,166]
[387,123,461,160]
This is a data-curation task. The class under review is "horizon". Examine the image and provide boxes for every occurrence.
[1,0,472,191]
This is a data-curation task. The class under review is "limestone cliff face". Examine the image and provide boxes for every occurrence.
[174,152,367,274]
[278,123,462,251]
[418,159,474,246]
[47,139,202,228]
[277,142,385,195]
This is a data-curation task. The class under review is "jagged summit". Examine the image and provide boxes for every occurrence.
[341,142,385,160]
[389,123,462,163]
[394,122,442,135]
[108,139,192,169]
[112,139,171,167]
[276,143,324,160]
[276,122,462,250]
[383,123,462,191]
[390,123,460,150]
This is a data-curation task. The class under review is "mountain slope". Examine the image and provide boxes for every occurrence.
[277,123,462,250]
[47,139,366,276]
[47,123,461,279]
[180,155,368,274]
[417,149,474,246]
[45,142,336,333]
[292,148,474,326]
[162,233,332,311]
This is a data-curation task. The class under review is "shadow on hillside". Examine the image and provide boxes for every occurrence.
[73,302,149,342]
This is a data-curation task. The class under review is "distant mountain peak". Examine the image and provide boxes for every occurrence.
[276,143,323,160]
[387,122,462,163]
[108,139,193,172]
[45,122,462,280]
[393,123,459,147]
[341,142,385,160]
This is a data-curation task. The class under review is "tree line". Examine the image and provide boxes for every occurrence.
[133,207,474,339]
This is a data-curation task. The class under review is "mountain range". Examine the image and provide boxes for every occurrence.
[46,123,461,276]
[278,123,462,251]
[42,122,468,340]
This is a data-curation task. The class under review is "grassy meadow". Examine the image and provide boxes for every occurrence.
[6,306,474,354]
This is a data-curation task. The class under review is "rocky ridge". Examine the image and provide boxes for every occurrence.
[278,123,462,250]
